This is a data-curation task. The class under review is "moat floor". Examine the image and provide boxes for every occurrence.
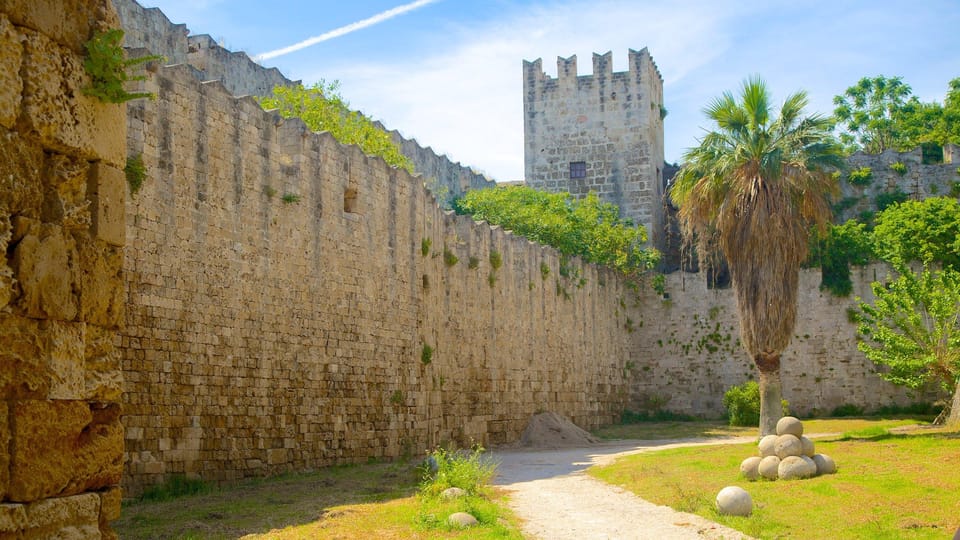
[492,439,754,540]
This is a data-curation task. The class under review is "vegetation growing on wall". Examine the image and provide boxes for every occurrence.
[259,82,414,173]
[124,153,147,195]
[83,29,160,103]
[454,186,659,280]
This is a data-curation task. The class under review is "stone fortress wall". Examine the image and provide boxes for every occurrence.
[111,0,931,497]
[119,39,635,495]
[523,49,666,248]
[836,145,959,222]
[0,0,127,536]
[113,0,496,203]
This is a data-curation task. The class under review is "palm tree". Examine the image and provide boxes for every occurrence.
[670,77,845,436]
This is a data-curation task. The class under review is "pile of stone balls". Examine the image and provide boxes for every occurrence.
[740,416,838,481]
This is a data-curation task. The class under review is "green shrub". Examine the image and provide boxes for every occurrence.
[420,343,433,365]
[281,193,301,204]
[83,29,160,103]
[442,246,458,267]
[419,446,496,498]
[421,238,431,257]
[890,161,907,176]
[873,402,942,416]
[124,153,146,195]
[722,380,789,427]
[950,181,960,197]
[831,403,864,417]
[847,166,873,186]
[489,251,502,270]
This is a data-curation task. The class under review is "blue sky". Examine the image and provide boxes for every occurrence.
[141,0,959,182]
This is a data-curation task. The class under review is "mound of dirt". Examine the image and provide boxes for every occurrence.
[519,412,599,448]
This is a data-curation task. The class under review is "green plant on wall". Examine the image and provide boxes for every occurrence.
[421,343,434,365]
[83,29,160,103]
[443,246,458,267]
[489,251,502,270]
[875,189,909,212]
[263,185,277,198]
[281,193,301,204]
[421,238,431,257]
[389,390,404,406]
[847,166,873,186]
[468,256,479,270]
[124,153,146,195]
[890,161,907,176]
[540,261,550,280]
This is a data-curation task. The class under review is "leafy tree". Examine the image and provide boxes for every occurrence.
[259,82,414,173]
[670,76,844,436]
[856,268,960,426]
[453,186,659,278]
[833,76,917,153]
[872,197,960,271]
[897,77,960,152]
[808,220,874,296]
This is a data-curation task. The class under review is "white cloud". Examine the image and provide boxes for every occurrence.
[313,0,738,182]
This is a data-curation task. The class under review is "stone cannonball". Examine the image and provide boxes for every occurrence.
[778,455,814,480]
[740,456,762,481]
[812,453,838,475]
[758,455,781,480]
[775,434,803,459]
[758,434,778,457]
[776,416,803,437]
[800,435,815,457]
[716,486,752,516]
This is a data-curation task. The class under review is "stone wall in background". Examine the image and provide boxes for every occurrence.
[628,264,918,418]
[120,61,635,496]
[836,145,959,222]
[0,0,126,537]
[112,0,497,198]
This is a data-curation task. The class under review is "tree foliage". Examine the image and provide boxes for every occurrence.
[833,75,960,154]
[856,268,960,425]
[670,76,844,435]
[259,82,414,174]
[808,219,874,296]
[453,186,659,277]
[872,197,960,271]
[83,29,160,103]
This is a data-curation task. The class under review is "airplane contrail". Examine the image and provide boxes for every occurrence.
[254,0,441,61]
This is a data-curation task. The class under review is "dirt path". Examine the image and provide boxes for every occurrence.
[491,438,754,540]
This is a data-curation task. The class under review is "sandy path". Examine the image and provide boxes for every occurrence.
[491,438,754,540]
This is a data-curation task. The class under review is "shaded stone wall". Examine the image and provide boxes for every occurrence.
[0,0,126,537]
[120,62,635,495]
[628,264,917,418]
[523,49,665,247]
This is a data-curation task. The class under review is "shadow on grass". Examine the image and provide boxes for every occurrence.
[116,460,424,540]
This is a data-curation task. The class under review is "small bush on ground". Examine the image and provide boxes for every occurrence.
[831,403,865,417]
[722,380,789,427]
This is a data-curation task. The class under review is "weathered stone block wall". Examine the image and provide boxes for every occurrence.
[629,264,917,417]
[112,0,497,197]
[0,0,125,537]
[837,146,960,221]
[523,49,666,248]
[120,62,634,495]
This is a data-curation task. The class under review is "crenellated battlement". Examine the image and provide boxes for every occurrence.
[523,48,666,248]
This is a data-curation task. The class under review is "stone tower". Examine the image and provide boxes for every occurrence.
[523,48,665,248]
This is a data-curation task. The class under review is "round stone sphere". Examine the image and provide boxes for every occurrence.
[758,434,778,457]
[776,416,803,437]
[800,435,815,457]
[812,453,838,475]
[716,486,752,516]
[778,455,814,480]
[758,455,780,480]
[740,456,762,481]
[775,434,803,459]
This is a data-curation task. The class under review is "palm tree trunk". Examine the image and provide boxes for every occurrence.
[756,352,783,436]
[947,378,960,428]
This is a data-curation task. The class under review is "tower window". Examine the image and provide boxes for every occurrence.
[569,161,586,179]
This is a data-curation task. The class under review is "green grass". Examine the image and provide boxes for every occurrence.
[117,452,521,540]
[592,417,931,441]
[589,422,960,539]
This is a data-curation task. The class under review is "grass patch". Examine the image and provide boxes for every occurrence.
[589,420,958,539]
[117,454,521,539]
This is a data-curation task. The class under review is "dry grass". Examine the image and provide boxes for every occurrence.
[589,421,960,539]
